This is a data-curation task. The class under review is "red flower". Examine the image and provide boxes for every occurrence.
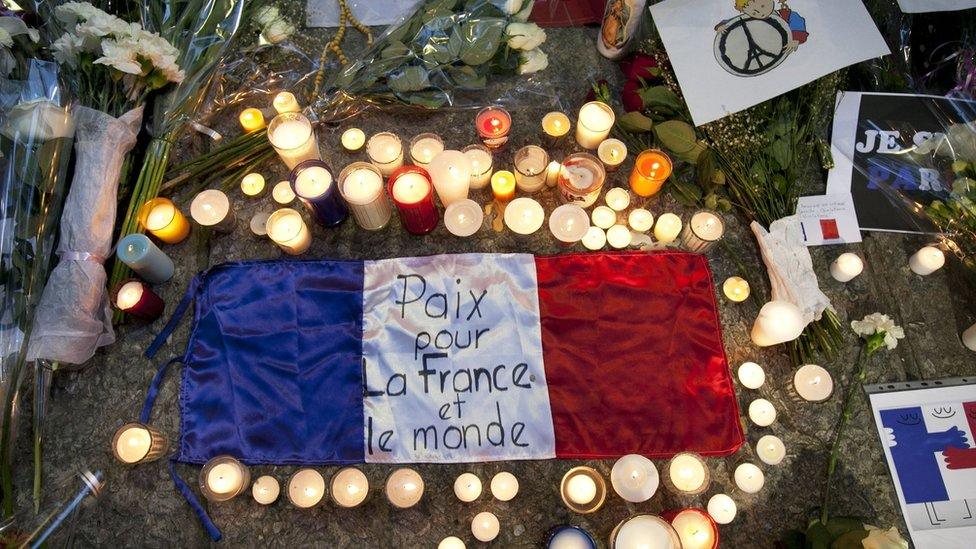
[620,53,659,83]
[622,79,643,112]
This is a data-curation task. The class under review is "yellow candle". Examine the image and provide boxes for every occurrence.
[723,276,750,302]
[341,128,366,152]
[239,108,266,131]
[240,173,266,197]
[272,91,301,114]
[542,111,571,138]
[139,197,190,244]
[272,180,296,205]
[491,170,516,202]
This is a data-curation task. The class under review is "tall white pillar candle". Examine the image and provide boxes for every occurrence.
[428,150,472,206]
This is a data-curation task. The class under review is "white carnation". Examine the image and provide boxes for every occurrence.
[55,2,101,27]
[262,19,294,44]
[506,22,545,50]
[851,312,905,350]
[94,38,143,75]
[518,48,548,74]
[52,33,85,67]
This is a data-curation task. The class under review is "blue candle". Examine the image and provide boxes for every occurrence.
[546,525,597,549]
[290,160,348,227]
[116,234,175,284]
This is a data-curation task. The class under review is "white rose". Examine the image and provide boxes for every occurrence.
[518,48,548,74]
[262,19,294,44]
[862,526,909,549]
[506,22,545,51]
[1,100,75,141]
[492,0,524,15]
[513,0,535,22]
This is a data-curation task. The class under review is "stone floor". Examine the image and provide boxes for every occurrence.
[10,9,976,549]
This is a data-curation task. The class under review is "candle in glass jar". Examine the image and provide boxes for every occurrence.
[116,234,174,284]
[491,170,516,202]
[471,511,500,543]
[575,101,614,149]
[475,106,512,149]
[682,210,724,252]
[757,435,786,465]
[386,467,424,509]
[444,199,484,238]
[272,180,296,204]
[190,189,236,233]
[429,150,472,205]
[112,422,167,464]
[630,150,673,197]
[605,187,631,211]
[611,454,659,503]
[272,91,301,114]
[737,361,765,389]
[266,208,311,255]
[558,152,605,207]
[200,456,249,501]
[734,463,764,493]
[793,364,833,402]
[338,162,392,231]
[490,472,519,501]
[252,476,280,505]
[582,226,607,251]
[463,144,493,189]
[549,204,590,245]
[453,472,482,503]
[330,467,369,508]
[514,145,549,193]
[542,111,571,147]
[268,112,321,169]
[830,252,864,282]
[607,224,632,249]
[389,166,438,235]
[598,139,628,171]
[748,398,777,427]
[292,160,348,227]
[706,494,737,524]
[670,508,718,549]
[546,526,597,549]
[239,108,265,131]
[667,452,708,494]
[628,208,654,232]
[139,197,190,244]
[723,276,751,302]
[568,475,598,503]
[654,213,682,243]
[240,173,266,197]
[504,197,545,235]
[114,280,164,320]
[250,211,271,237]
[409,133,445,168]
[341,128,366,152]
[288,469,325,508]
[560,466,605,513]
[611,515,681,549]
[909,245,945,275]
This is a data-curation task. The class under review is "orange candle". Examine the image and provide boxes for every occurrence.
[491,170,516,202]
[629,149,673,197]
[138,197,190,244]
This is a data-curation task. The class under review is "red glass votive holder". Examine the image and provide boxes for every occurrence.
[475,106,512,150]
[388,166,438,235]
[112,279,164,321]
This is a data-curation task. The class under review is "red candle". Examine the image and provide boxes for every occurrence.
[663,508,719,549]
[114,280,165,320]
[388,166,438,235]
[475,106,512,149]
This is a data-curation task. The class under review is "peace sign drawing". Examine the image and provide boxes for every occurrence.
[713,1,810,77]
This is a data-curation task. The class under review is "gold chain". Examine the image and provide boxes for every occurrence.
[313,0,374,96]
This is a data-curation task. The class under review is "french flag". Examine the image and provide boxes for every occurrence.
[151,251,743,466]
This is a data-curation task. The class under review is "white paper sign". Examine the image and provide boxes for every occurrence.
[361,254,555,463]
[896,0,976,13]
[650,0,890,126]
[795,193,862,245]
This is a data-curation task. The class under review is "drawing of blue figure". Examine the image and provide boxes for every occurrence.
[881,406,971,504]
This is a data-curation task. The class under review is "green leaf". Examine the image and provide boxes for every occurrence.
[617,111,654,133]
[380,41,410,59]
[639,86,682,111]
[769,137,792,170]
[675,141,707,164]
[388,66,431,93]
[654,120,698,154]
[446,65,486,89]
[458,19,506,66]
[397,89,449,108]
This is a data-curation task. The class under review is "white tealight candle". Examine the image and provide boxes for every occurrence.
[429,150,472,206]
[748,398,777,427]
[723,276,751,302]
[331,467,369,508]
[471,511,500,543]
[830,252,864,282]
[605,187,631,211]
[964,323,976,352]
[598,139,628,171]
[463,144,493,189]
[252,475,280,505]
[240,173,266,197]
[671,509,718,549]
[909,245,945,275]
[504,197,545,235]
[250,211,271,236]
[667,452,708,494]
[410,133,445,168]
[272,180,295,205]
[366,132,405,176]
[208,464,242,495]
[654,213,682,243]
[444,199,484,238]
[113,425,152,464]
[190,189,235,233]
[733,463,764,493]
[611,515,681,549]
[566,474,597,505]
[549,204,590,244]
[610,454,659,503]
[439,536,466,549]
[272,91,301,114]
[607,224,632,249]
[288,469,325,508]
[341,128,366,152]
[751,300,805,347]
[757,434,786,465]
[706,493,737,524]
[490,472,519,502]
[386,468,424,509]
[203,457,248,501]
[582,226,607,251]
[793,364,834,402]
[628,208,654,232]
[453,472,483,503]
[737,361,765,389]
[591,206,617,230]
[545,160,561,187]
